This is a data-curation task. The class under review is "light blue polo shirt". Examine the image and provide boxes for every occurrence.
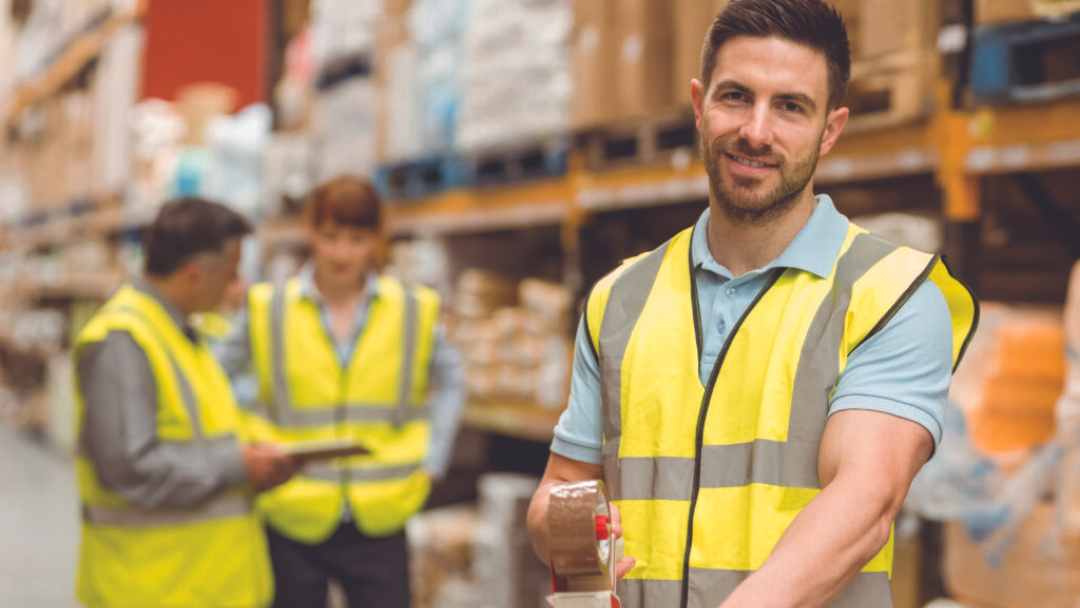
[552,195,954,464]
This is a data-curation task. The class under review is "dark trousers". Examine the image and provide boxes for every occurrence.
[266,522,411,608]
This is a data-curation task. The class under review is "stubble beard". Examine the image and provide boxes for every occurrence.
[704,136,821,226]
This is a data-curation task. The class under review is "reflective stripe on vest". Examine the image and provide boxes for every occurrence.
[111,304,204,438]
[303,462,423,483]
[83,492,251,527]
[249,281,423,430]
[600,233,903,498]
[592,224,977,608]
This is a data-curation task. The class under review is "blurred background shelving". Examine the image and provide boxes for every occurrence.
[1,0,1079,607]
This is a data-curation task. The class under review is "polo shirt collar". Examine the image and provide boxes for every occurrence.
[690,194,848,280]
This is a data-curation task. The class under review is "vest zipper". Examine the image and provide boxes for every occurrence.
[680,269,783,608]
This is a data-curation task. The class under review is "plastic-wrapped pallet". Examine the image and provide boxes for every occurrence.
[309,0,381,68]
[408,0,467,153]
[457,0,572,150]
[310,76,378,183]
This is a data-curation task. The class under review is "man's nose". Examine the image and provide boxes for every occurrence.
[737,103,774,152]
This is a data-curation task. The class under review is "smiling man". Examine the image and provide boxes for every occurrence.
[527,1,979,607]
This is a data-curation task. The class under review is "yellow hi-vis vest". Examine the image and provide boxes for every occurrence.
[245,275,439,542]
[585,223,978,608]
[74,285,272,608]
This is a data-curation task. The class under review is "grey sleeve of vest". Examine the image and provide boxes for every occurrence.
[423,324,466,478]
[77,332,250,510]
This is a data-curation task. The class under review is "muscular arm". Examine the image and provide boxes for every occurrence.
[720,281,953,607]
[719,410,931,608]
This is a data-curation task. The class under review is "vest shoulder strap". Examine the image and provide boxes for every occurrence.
[586,228,692,355]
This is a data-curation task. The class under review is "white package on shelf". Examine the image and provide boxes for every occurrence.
[457,0,572,150]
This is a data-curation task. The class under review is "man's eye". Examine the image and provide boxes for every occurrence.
[782,102,804,113]
[722,91,747,102]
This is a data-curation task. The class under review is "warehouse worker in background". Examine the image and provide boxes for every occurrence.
[218,175,465,608]
[527,1,978,607]
[74,198,298,607]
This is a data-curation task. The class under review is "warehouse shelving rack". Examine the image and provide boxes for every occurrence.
[4,11,1080,442]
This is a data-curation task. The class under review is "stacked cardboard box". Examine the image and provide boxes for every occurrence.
[951,304,1066,455]
[574,0,711,126]
[18,92,96,212]
[976,0,1040,25]
[451,271,572,409]
[944,502,1080,607]
[407,505,479,608]
[672,0,730,105]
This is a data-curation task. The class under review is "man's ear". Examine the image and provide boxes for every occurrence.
[819,105,850,157]
[691,78,707,132]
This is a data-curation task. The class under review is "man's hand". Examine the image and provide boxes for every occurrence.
[527,453,637,577]
[242,443,299,492]
[609,501,637,579]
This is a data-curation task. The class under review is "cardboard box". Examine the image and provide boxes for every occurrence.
[673,0,730,105]
[859,0,940,60]
[976,0,1040,25]
[945,503,1080,608]
[570,0,618,128]
[615,0,676,120]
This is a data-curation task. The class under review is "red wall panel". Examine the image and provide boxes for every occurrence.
[140,0,268,108]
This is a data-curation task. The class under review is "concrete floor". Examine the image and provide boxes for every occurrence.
[0,424,78,607]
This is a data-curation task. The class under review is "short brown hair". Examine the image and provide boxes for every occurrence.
[144,197,252,277]
[702,0,851,109]
[305,175,382,229]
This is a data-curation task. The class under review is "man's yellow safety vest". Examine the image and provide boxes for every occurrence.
[74,285,273,608]
[244,275,439,542]
[585,223,977,608]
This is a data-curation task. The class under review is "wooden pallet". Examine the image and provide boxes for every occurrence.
[374,155,465,202]
[576,109,699,171]
[845,50,933,134]
[459,137,569,188]
[971,13,1080,105]
[1034,0,1080,20]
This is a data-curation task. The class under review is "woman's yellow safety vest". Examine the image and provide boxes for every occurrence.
[74,285,273,608]
[245,275,439,542]
[585,223,977,608]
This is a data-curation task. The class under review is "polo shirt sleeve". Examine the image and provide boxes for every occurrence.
[829,279,953,448]
[550,316,605,464]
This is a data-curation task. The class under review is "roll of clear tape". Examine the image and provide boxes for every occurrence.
[547,480,612,578]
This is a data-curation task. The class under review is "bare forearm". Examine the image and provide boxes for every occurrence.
[720,474,896,608]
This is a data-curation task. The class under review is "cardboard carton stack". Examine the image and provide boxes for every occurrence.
[451,271,572,409]
[944,502,1080,607]
[407,506,479,608]
[672,0,730,106]
[951,305,1066,455]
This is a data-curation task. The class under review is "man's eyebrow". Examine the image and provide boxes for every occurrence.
[711,80,819,112]
[711,79,752,97]
[776,92,817,112]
